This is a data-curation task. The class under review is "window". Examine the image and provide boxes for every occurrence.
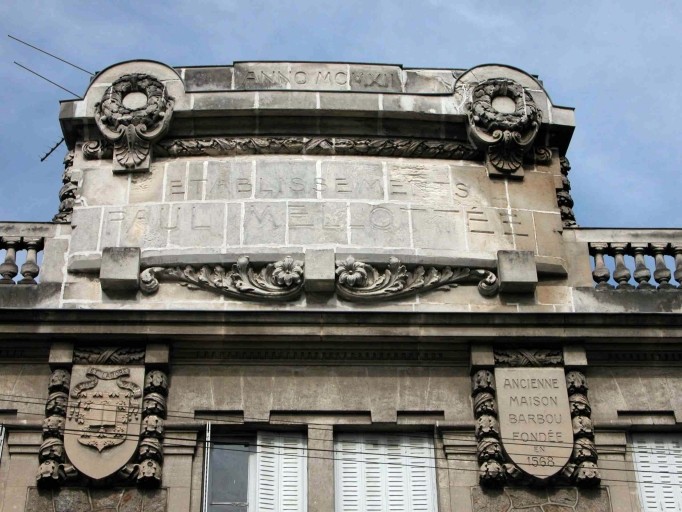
[334,433,438,512]
[632,433,682,511]
[204,426,307,512]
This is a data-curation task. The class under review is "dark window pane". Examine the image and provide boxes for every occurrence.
[208,442,250,510]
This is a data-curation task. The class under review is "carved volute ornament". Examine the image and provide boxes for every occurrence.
[466,78,541,176]
[95,73,174,172]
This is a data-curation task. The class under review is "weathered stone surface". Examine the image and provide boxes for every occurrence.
[349,203,410,247]
[243,202,286,245]
[305,249,335,292]
[288,202,347,245]
[498,250,538,293]
[24,487,168,512]
[183,66,233,92]
[129,164,164,203]
[321,160,384,200]
[471,487,610,512]
[206,160,253,200]
[255,159,317,199]
[100,246,140,292]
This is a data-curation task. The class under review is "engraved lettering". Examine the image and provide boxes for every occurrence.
[370,207,393,230]
[289,205,313,227]
[466,207,494,234]
[290,177,306,192]
[294,71,307,85]
[335,177,351,193]
[170,180,185,197]
[500,211,529,237]
[191,206,210,230]
[317,71,332,85]
[334,71,348,85]
[313,177,327,192]
[250,205,280,229]
[454,182,470,198]
[236,178,252,194]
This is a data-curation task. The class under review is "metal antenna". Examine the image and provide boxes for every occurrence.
[40,138,65,162]
[13,61,82,98]
[8,34,94,75]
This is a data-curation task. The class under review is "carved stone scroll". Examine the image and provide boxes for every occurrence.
[95,74,174,172]
[82,136,481,162]
[335,256,499,301]
[140,255,305,301]
[466,78,540,176]
[558,157,577,227]
[494,349,563,367]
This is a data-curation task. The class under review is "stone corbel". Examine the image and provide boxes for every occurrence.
[466,78,541,178]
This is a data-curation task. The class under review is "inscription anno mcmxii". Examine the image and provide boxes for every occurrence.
[496,368,572,479]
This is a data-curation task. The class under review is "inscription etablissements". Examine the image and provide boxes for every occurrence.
[65,365,144,480]
[495,368,572,479]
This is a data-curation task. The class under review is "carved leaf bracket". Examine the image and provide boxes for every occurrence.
[139,256,305,301]
[138,255,499,301]
[335,256,499,301]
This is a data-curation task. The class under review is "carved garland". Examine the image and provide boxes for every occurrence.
[95,74,174,172]
[138,256,500,301]
[83,135,482,162]
[471,368,600,487]
[466,78,541,175]
[558,156,578,227]
[52,151,77,224]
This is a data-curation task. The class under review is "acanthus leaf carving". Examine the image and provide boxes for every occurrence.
[335,256,499,301]
[95,73,174,172]
[466,78,541,176]
[493,348,563,367]
[139,255,305,301]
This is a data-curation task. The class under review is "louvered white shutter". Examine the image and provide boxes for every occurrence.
[632,434,682,511]
[334,434,437,512]
[256,432,307,512]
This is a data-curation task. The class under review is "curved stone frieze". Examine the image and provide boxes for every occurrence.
[335,256,499,301]
[466,78,541,175]
[139,256,305,301]
[82,136,481,161]
[95,74,174,172]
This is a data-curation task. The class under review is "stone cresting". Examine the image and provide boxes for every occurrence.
[471,367,600,487]
[139,255,305,301]
[466,78,541,175]
[82,135,482,161]
[335,256,499,301]
[53,150,77,223]
[95,74,175,173]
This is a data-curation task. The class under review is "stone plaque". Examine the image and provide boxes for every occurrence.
[65,365,144,480]
[495,367,572,479]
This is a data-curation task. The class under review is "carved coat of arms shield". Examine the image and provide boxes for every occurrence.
[495,367,573,479]
[64,365,144,480]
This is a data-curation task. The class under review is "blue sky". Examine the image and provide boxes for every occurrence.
[1,0,680,227]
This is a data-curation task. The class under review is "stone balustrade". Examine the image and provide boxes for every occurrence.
[575,229,682,290]
[0,223,57,285]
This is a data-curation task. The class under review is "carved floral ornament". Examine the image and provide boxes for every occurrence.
[94,73,174,172]
[139,255,499,301]
[466,78,541,174]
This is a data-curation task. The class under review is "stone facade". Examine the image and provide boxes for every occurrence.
[0,60,681,512]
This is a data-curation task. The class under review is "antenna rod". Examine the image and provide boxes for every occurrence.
[8,34,94,75]
[13,61,82,98]
[40,138,65,162]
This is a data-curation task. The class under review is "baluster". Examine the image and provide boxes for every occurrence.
[673,245,682,289]
[0,236,21,285]
[650,243,673,290]
[19,237,43,285]
[590,243,613,290]
[631,244,654,290]
[611,243,633,290]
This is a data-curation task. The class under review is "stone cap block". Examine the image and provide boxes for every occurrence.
[304,249,336,293]
[497,250,538,294]
[99,247,141,292]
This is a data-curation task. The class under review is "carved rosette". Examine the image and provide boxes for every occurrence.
[38,368,80,487]
[95,73,174,172]
[335,256,499,301]
[52,151,78,223]
[558,157,578,227]
[139,256,305,301]
[563,371,600,486]
[466,78,541,175]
